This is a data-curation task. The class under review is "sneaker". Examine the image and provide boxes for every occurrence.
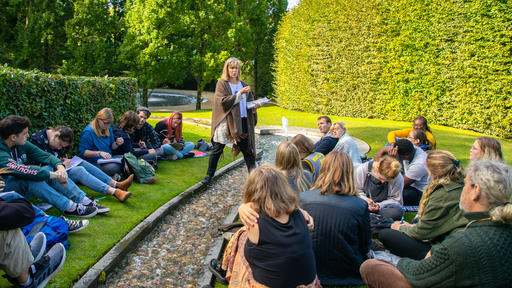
[30,232,46,263]
[64,203,98,218]
[182,152,195,159]
[116,174,134,191]
[63,217,89,233]
[167,154,178,161]
[30,243,66,288]
[201,175,212,185]
[86,197,110,214]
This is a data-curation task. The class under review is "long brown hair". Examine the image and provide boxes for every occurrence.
[275,142,311,193]
[164,111,183,141]
[91,108,113,137]
[118,111,139,133]
[475,137,504,162]
[243,164,299,218]
[418,150,465,216]
[290,134,315,157]
[312,151,357,196]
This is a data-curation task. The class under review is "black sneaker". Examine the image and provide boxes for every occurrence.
[86,197,110,214]
[63,217,89,233]
[30,232,46,263]
[201,175,212,185]
[30,243,66,288]
[64,204,98,218]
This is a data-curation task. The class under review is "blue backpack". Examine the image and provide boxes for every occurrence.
[22,215,70,250]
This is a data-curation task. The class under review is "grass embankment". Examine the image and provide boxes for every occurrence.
[155,106,512,288]
[0,123,238,288]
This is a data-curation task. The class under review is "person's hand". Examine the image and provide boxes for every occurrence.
[391,221,402,230]
[139,140,147,149]
[387,144,398,157]
[148,148,156,154]
[162,138,171,145]
[239,202,259,227]
[254,103,262,109]
[299,208,314,231]
[0,180,4,192]
[54,166,68,185]
[240,86,251,94]
[115,137,124,146]
[99,151,111,159]
[366,199,380,212]
[62,158,72,169]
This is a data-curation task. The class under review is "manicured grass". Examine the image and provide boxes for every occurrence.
[0,123,239,288]
[155,105,512,165]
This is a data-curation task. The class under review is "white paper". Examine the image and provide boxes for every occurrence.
[246,97,270,109]
[66,156,84,171]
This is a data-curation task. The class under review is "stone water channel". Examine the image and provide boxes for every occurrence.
[101,134,286,287]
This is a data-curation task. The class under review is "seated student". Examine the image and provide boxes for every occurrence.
[78,108,124,178]
[355,155,404,220]
[30,126,133,202]
[291,134,325,183]
[130,106,162,152]
[112,111,157,162]
[361,160,512,288]
[331,122,362,168]
[407,129,431,151]
[469,136,505,162]
[387,116,436,149]
[275,141,312,193]
[377,150,468,260]
[377,139,429,206]
[1,196,66,288]
[300,151,371,286]
[313,125,338,156]
[154,111,194,160]
[0,115,98,218]
[217,164,320,287]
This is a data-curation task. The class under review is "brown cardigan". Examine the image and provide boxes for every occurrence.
[210,79,257,156]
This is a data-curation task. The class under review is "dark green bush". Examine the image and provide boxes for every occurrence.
[274,0,512,138]
[0,66,137,149]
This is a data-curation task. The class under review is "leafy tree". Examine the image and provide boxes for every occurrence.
[61,0,126,76]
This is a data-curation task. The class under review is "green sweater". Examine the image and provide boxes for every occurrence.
[398,212,512,288]
[0,138,62,181]
[400,182,468,242]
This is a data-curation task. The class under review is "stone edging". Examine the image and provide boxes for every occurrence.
[73,158,246,288]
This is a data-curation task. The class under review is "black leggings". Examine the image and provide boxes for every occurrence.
[377,228,431,260]
[206,136,255,177]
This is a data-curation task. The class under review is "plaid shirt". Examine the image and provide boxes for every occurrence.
[129,122,162,149]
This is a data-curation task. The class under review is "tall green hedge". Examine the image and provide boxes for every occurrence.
[0,66,137,149]
[274,0,512,138]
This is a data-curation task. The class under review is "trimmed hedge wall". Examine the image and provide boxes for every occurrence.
[274,0,512,138]
[0,66,137,149]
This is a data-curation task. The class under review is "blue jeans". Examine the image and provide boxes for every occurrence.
[68,160,111,194]
[0,191,46,218]
[162,142,194,159]
[3,169,86,212]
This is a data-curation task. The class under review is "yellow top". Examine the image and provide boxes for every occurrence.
[387,128,436,149]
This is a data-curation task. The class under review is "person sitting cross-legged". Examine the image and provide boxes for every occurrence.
[361,160,512,288]
[129,106,163,154]
[1,195,66,288]
[0,115,98,218]
[30,126,132,204]
[154,111,195,160]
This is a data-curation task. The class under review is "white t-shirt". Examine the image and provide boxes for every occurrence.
[228,82,247,118]
[402,146,430,191]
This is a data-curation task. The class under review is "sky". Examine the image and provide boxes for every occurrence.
[287,0,300,10]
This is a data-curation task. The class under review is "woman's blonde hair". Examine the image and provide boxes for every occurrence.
[312,151,357,196]
[467,160,512,224]
[475,137,504,162]
[376,155,402,180]
[243,164,299,218]
[331,122,346,135]
[91,108,114,137]
[418,150,465,216]
[275,142,311,193]
[221,57,241,81]
[290,134,315,157]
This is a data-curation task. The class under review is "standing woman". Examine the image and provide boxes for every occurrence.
[201,57,261,184]
[78,108,124,178]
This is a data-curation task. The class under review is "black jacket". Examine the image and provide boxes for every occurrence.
[0,198,35,230]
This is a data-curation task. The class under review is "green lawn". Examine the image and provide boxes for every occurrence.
[2,106,510,288]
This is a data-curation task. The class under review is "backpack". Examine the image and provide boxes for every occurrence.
[123,152,156,184]
[22,216,70,250]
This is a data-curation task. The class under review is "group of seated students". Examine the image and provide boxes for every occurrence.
[210,116,512,288]
[0,107,196,287]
